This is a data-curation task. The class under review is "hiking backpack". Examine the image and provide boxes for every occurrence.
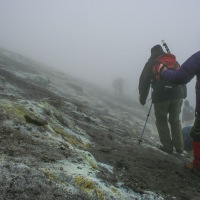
[152,53,180,80]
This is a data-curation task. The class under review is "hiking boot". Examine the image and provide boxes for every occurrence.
[185,162,200,172]
[175,150,189,157]
[176,149,183,154]
[159,146,173,154]
[185,162,194,170]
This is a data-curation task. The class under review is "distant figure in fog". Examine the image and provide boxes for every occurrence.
[182,100,195,126]
[112,78,124,97]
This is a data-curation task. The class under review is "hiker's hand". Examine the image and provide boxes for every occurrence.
[158,64,167,73]
[139,97,146,106]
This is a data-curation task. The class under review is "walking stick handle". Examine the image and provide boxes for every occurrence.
[162,40,171,53]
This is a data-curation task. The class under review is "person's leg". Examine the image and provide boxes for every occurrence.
[154,101,173,153]
[190,113,200,170]
[168,99,183,153]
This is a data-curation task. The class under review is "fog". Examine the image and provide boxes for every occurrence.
[0,0,199,107]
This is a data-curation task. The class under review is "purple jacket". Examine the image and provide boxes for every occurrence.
[162,51,200,113]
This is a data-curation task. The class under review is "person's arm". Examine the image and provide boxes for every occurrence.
[138,60,152,105]
[161,51,200,84]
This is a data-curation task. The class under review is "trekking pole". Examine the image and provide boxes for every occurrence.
[162,40,171,53]
[162,39,181,68]
[138,101,153,145]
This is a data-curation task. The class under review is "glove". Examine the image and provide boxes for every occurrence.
[158,64,167,73]
[139,97,146,106]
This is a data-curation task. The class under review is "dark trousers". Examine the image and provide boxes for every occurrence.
[154,99,183,151]
[191,113,200,142]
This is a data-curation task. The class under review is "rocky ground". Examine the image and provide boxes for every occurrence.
[0,47,199,200]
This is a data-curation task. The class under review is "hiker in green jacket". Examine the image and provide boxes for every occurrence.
[138,45,186,154]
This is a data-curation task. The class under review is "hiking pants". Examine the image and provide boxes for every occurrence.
[191,113,200,142]
[154,99,183,152]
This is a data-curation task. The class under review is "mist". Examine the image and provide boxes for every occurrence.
[0,0,199,107]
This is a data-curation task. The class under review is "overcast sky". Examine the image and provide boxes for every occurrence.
[0,0,199,106]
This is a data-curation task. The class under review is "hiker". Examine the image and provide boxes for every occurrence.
[138,45,186,154]
[182,100,195,126]
[160,51,200,171]
[112,77,124,97]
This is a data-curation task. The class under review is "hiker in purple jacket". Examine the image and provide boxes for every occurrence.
[161,51,200,171]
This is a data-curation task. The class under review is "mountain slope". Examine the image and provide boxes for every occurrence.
[0,47,199,200]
